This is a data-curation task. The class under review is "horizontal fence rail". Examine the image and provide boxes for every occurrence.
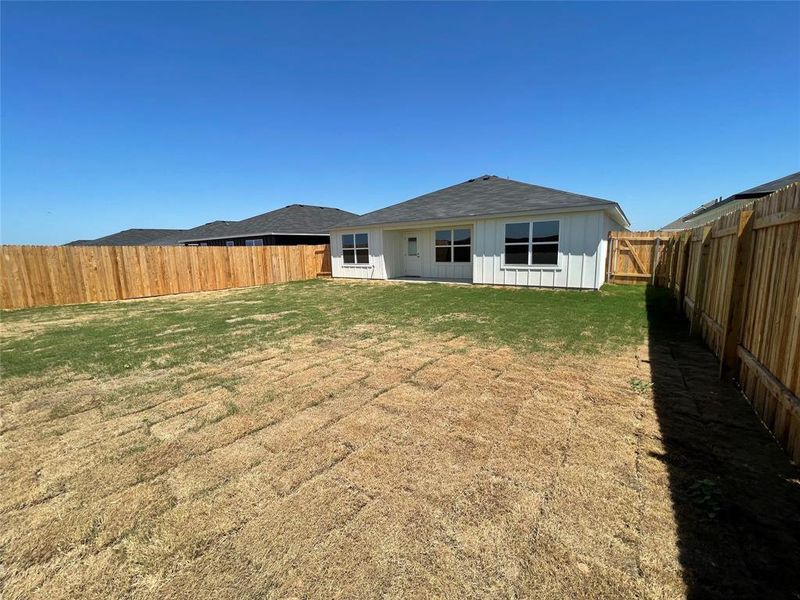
[0,244,332,310]
[610,184,800,462]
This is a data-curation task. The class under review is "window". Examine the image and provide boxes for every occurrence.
[435,228,471,262]
[504,222,529,265]
[504,221,560,266]
[407,237,417,256]
[225,240,235,247]
[199,242,208,247]
[245,239,264,246]
[342,233,369,264]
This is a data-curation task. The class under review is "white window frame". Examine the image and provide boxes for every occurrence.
[407,236,418,256]
[225,240,235,247]
[434,227,472,263]
[501,219,561,269]
[245,239,264,246]
[342,233,370,265]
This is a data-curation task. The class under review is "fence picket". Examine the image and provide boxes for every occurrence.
[0,244,331,310]
[607,184,799,461]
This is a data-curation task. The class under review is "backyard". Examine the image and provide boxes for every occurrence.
[1,280,798,599]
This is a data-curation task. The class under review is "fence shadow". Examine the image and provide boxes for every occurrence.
[644,285,800,599]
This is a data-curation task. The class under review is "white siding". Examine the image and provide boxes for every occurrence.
[333,210,621,289]
[382,230,403,279]
[398,225,473,280]
[473,211,608,289]
[330,227,388,280]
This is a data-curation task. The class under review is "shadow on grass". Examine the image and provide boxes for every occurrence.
[645,286,800,599]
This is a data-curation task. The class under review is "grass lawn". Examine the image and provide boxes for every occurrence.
[1,280,797,599]
[1,279,647,378]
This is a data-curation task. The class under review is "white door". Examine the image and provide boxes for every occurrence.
[404,233,421,276]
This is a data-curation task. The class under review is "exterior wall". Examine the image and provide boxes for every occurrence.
[331,226,389,280]
[333,210,620,289]
[396,224,474,280]
[382,230,404,279]
[331,224,474,280]
[472,210,609,289]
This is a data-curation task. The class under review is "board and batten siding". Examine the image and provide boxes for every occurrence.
[331,224,473,281]
[397,225,474,280]
[332,210,621,289]
[330,226,388,280]
[472,210,614,289]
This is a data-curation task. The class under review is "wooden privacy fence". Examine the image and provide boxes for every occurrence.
[606,230,674,284]
[0,244,332,310]
[626,183,800,462]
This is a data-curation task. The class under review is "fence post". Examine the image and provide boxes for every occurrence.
[667,237,676,294]
[651,237,660,286]
[609,235,618,284]
[689,226,712,336]
[719,209,755,378]
[676,232,691,313]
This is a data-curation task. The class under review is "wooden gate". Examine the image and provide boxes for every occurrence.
[606,230,674,284]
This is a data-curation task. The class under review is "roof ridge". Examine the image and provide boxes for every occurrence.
[334,175,626,229]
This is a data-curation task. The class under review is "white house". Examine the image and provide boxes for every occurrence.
[330,175,629,290]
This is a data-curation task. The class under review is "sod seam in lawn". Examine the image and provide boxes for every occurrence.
[0,280,652,379]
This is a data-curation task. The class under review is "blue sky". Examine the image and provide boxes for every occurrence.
[2,2,798,244]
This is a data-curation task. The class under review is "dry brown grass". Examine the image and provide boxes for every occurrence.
[2,296,798,599]
[1,322,687,600]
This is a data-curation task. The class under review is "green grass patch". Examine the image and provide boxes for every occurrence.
[1,280,653,379]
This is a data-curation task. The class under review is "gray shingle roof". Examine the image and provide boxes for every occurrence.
[662,171,800,231]
[66,228,185,246]
[739,171,800,195]
[332,175,628,228]
[176,204,358,243]
[146,221,232,245]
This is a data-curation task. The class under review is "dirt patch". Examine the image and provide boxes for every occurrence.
[0,313,124,339]
[225,311,298,324]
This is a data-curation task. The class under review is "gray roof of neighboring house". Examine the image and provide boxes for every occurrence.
[66,228,185,246]
[738,171,800,195]
[174,204,358,244]
[146,221,231,245]
[332,175,629,229]
[662,171,800,231]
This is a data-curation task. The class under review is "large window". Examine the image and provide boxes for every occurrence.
[245,239,264,247]
[504,221,560,266]
[342,233,369,264]
[435,228,471,263]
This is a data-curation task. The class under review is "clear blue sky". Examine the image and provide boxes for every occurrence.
[2,2,798,244]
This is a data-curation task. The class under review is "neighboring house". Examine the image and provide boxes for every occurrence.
[66,204,357,247]
[66,228,186,246]
[330,175,629,290]
[157,204,358,247]
[662,171,800,231]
